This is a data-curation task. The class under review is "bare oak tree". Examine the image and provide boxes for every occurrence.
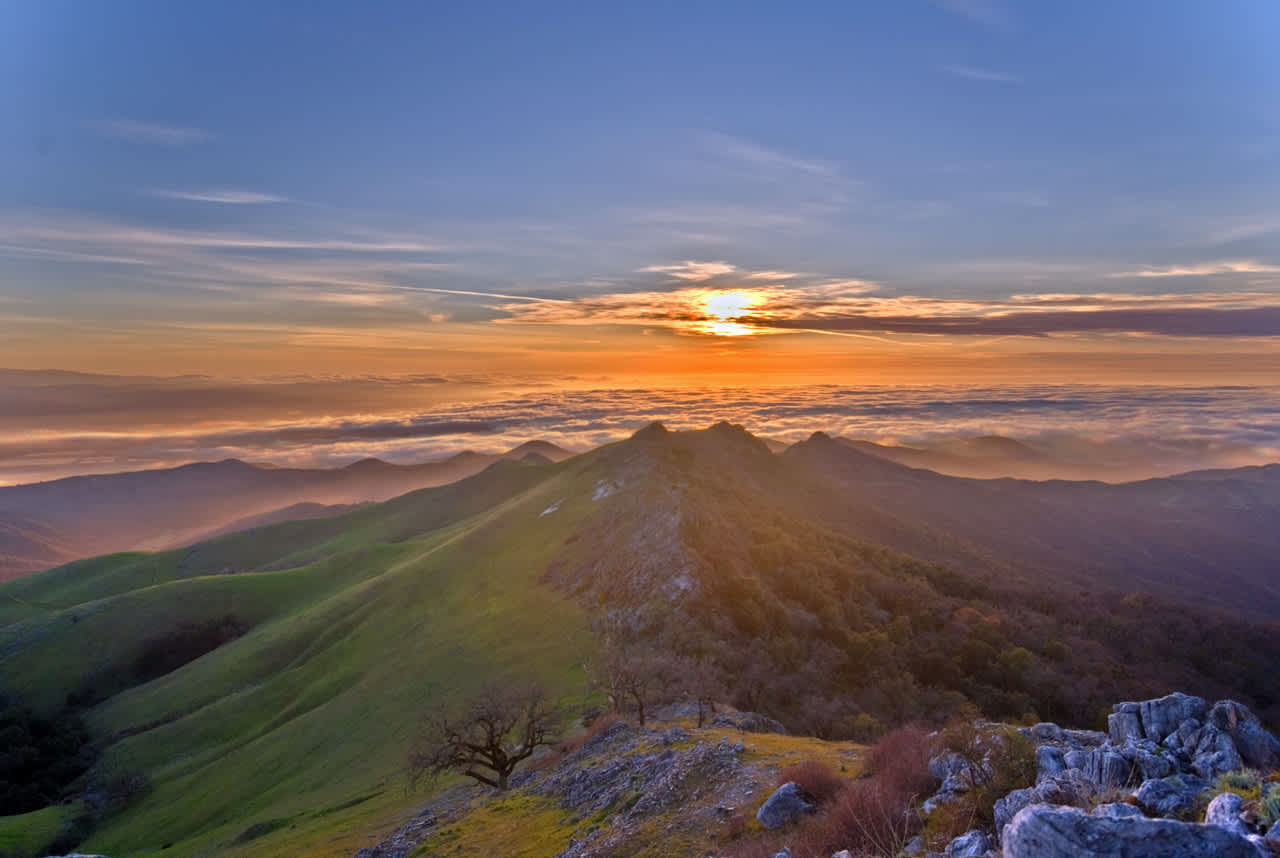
[407,683,560,791]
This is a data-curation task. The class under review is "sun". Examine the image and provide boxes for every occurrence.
[696,289,765,336]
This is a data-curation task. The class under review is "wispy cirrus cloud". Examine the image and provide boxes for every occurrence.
[935,0,1013,32]
[640,260,737,281]
[702,132,837,179]
[1109,260,1280,278]
[6,219,447,254]
[941,64,1022,83]
[98,119,210,145]
[152,189,288,204]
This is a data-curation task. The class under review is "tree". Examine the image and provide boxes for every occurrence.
[589,638,679,727]
[407,683,560,791]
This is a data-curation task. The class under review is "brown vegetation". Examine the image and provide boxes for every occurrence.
[730,728,940,858]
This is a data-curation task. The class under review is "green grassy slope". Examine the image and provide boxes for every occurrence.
[0,457,607,858]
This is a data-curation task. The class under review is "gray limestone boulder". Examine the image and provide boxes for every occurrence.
[1208,700,1280,770]
[756,782,814,829]
[1133,773,1210,819]
[944,829,992,857]
[1192,725,1245,780]
[1204,792,1253,839]
[1140,694,1209,743]
[1002,803,1263,858]
[1035,745,1066,782]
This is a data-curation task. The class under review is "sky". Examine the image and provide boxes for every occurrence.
[1,2,1279,480]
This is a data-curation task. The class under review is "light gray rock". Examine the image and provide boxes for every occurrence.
[1208,700,1280,770]
[1109,708,1144,744]
[1082,748,1135,788]
[1124,738,1177,781]
[767,849,791,858]
[1063,749,1088,771]
[1139,693,1208,744]
[1091,801,1145,819]
[1035,745,1066,782]
[1192,725,1245,779]
[995,771,1100,837]
[994,787,1039,836]
[1205,792,1252,839]
[930,752,968,782]
[944,829,992,857]
[831,851,853,858]
[903,835,927,856]
[1134,773,1210,818]
[1001,803,1263,858]
[756,782,814,829]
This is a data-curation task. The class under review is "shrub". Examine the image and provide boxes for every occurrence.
[1214,769,1264,802]
[1259,783,1280,827]
[790,779,919,858]
[777,760,845,806]
[865,725,937,800]
[931,722,1036,836]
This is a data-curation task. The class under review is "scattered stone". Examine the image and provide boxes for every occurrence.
[1002,803,1262,858]
[756,781,815,829]
[943,829,992,857]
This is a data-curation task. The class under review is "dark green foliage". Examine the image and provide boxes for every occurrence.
[579,501,1280,736]
[0,696,95,815]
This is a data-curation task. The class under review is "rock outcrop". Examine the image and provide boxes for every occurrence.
[1002,803,1264,858]
[915,692,1280,858]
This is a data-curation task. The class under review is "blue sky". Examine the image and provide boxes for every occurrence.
[1,0,1278,379]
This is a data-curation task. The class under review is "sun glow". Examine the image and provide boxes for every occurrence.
[696,288,766,336]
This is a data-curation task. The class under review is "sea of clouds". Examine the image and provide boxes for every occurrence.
[2,372,1278,485]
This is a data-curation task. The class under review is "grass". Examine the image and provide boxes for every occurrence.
[0,456,608,858]
[0,804,72,858]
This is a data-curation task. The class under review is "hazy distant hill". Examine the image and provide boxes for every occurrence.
[783,431,1280,613]
[834,433,1257,482]
[0,440,572,580]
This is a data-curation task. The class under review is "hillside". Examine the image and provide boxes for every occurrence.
[0,441,573,581]
[2,424,1279,857]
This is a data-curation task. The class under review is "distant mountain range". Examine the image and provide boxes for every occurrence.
[0,440,571,580]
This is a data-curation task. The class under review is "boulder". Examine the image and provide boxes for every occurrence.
[1208,700,1280,770]
[1035,745,1066,782]
[995,771,1099,836]
[1108,706,1144,744]
[756,782,814,829]
[1192,725,1245,779]
[1133,774,1210,818]
[1204,792,1253,839]
[1139,693,1208,743]
[1002,803,1263,858]
[944,829,992,857]
[1081,748,1135,788]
